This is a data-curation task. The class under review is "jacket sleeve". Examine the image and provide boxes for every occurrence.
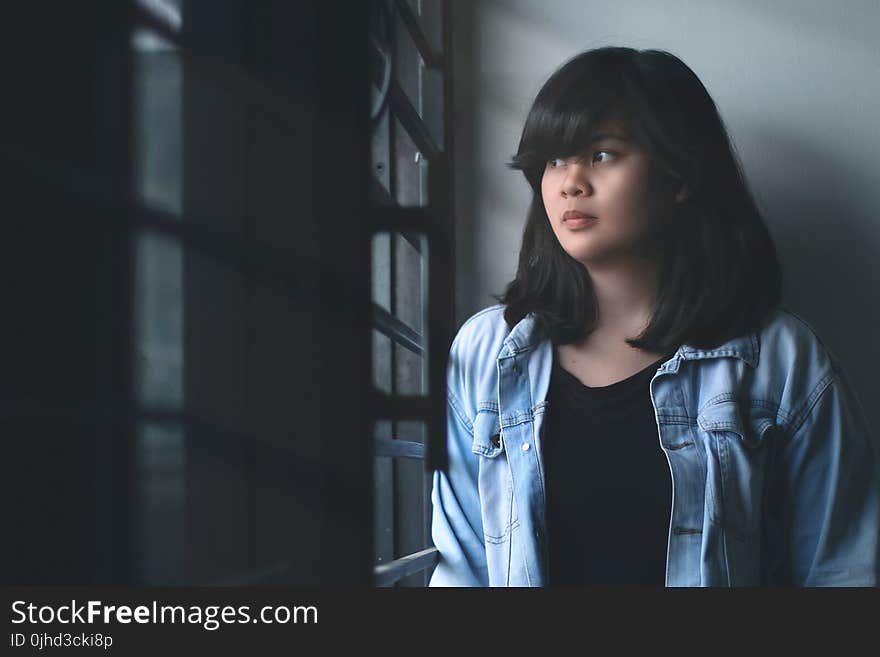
[428,344,489,587]
[767,359,880,587]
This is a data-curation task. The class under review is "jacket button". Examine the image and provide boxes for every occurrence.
[521,442,530,451]
[490,433,501,448]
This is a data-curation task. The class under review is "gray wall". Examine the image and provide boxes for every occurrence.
[450,0,880,434]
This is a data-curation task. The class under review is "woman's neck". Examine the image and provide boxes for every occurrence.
[584,253,661,343]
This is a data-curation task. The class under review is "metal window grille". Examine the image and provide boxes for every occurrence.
[6,0,448,587]
[369,0,454,587]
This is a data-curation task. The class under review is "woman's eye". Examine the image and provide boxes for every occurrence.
[548,151,613,168]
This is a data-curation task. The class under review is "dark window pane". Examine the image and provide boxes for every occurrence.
[394,419,428,587]
[393,231,425,334]
[372,231,391,313]
[394,231,427,395]
[394,343,423,396]
[134,229,183,409]
[392,114,430,207]
[373,329,393,394]
[370,86,392,198]
[135,422,186,585]
[394,8,421,120]
[374,421,394,576]
[406,0,443,57]
[421,62,444,149]
[133,24,182,214]
[394,2,444,151]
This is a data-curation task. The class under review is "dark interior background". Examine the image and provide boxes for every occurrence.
[3,0,454,587]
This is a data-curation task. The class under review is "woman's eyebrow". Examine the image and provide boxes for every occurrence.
[587,133,630,143]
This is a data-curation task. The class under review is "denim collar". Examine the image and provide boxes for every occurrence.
[501,311,760,369]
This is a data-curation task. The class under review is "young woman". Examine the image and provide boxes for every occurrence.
[429,47,879,587]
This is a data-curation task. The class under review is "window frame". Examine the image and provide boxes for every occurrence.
[368,0,456,587]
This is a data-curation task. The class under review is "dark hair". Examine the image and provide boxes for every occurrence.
[493,46,782,352]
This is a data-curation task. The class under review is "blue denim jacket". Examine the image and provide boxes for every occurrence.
[428,304,880,586]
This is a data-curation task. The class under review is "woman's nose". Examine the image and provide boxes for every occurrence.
[561,165,591,197]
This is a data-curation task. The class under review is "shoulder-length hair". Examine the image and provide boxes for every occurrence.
[494,46,782,352]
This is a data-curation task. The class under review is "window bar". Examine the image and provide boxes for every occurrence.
[371,173,395,205]
[371,206,434,240]
[132,0,182,43]
[374,437,425,460]
[373,303,423,355]
[388,79,441,162]
[387,175,401,587]
[132,204,324,311]
[424,160,452,474]
[425,0,456,475]
[370,393,433,421]
[103,0,138,585]
[373,547,439,587]
[370,177,424,254]
[392,0,443,69]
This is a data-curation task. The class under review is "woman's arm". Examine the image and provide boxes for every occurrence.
[428,345,489,587]
[765,356,880,586]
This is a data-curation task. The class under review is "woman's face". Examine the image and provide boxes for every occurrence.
[540,120,678,267]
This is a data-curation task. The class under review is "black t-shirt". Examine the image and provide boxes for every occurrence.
[541,349,673,587]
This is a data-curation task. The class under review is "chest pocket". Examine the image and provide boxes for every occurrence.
[471,409,518,544]
[697,399,777,541]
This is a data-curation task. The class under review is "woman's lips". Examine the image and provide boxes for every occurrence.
[562,215,598,229]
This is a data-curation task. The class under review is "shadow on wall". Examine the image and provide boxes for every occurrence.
[743,118,880,439]
[451,0,478,327]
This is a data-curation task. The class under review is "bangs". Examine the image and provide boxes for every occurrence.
[519,106,625,165]
[507,52,643,183]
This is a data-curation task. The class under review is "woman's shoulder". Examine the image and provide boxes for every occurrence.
[449,303,510,358]
[446,304,510,417]
[749,306,847,420]
[757,306,837,375]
